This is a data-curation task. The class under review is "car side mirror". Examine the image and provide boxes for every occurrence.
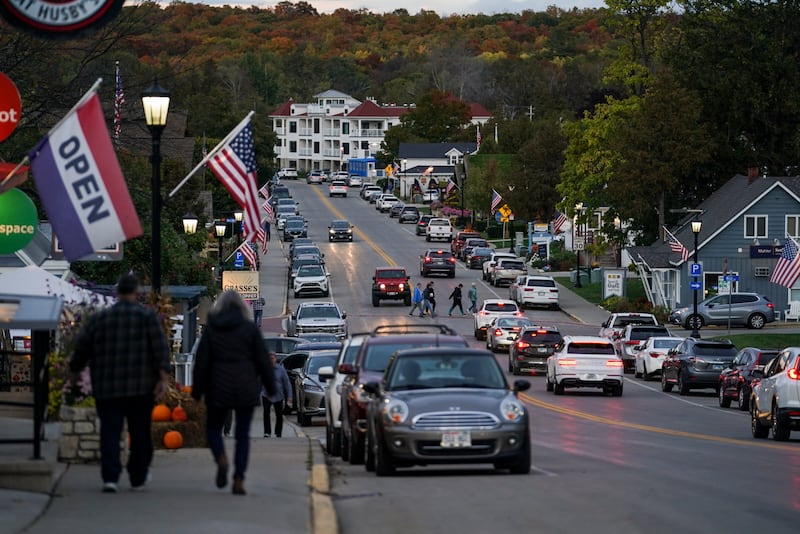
[318,366,335,380]
[363,381,380,395]
[751,369,764,379]
[341,312,347,319]
[513,380,531,394]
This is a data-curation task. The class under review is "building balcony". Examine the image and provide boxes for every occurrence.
[323,129,340,137]
[356,129,384,137]
[299,128,313,137]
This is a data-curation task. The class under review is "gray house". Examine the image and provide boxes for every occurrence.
[631,174,800,317]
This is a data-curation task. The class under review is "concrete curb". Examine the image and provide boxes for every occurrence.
[309,440,338,534]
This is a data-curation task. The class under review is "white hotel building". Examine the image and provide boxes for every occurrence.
[269,89,491,176]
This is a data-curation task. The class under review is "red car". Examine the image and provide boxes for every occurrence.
[718,347,779,410]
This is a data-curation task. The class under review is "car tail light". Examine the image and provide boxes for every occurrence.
[536,330,547,334]
[478,310,488,316]
[767,302,774,309]
[649,352,661,358]
[516,341,530,349]
[625,340,640,346]
[515,312,524,317]
[448,258,456,263]
[788,368,800,380]
[558,359,577,366]
[606,360,624,367]
[494,328,503,336]
[424,257,432,263]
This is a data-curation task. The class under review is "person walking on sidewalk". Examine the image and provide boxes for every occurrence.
[468,282,478,313]
[251,296,265,326]
[69,273,171,493]
[448,283,465,316]
[409,282,424,317]
[262,352,291,438]
[192,290,276,495]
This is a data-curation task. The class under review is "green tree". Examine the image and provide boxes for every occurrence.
[399,90,472,142]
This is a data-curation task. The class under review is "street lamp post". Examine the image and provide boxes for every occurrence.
[234,210,243,245]
[215,221,227,286]
[402,158,408,201]
[141,78,170,294]
[690,220,703,338]
[182,213,198,235]
[574,202,584,288]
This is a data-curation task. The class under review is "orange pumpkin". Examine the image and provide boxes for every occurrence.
[163,430,183,449]
[152,404,172,422]
[181,385,192,395]
[171,405,188,422]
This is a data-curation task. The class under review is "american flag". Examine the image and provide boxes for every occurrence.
[113,62,124,140]
[770,235,800,288]
[208,118,263,245]
[491,189,503,213]
[240,241,258,269]
[262,197,274,223]
[259,184,269,199]
[552,210,568,234]
[663,226,690,262]
[445,178,457,196]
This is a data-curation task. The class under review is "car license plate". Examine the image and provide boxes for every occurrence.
[583,373,597,380]
[440,430,471,448]
[386,291,397,296]
[538,347,548,353]
[712,364,723,370]
[538,292,546,296]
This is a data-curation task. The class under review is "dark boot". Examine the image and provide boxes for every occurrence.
[216,454,228,489]
[232,475,246,495]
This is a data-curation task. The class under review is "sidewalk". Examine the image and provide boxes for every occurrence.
[4,415,326,534]
[547,271,611,327]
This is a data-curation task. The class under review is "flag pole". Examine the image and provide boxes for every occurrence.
[0,158,29,190]
[168,110,255,199]
[225,240,250,263]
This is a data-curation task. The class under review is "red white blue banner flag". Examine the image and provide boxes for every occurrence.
[28,87,141,262]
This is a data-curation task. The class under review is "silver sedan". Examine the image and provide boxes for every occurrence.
[486,317,534,352]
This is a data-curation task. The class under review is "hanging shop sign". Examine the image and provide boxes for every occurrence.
[0,0,124,36]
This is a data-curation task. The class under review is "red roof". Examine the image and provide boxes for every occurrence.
[346,100,409,118]
[270,99,294,117]
[469,102,491,119]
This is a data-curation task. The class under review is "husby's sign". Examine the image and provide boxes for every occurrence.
[0,72,21,142]
[0,0,124,36]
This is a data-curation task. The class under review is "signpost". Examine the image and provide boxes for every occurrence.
[0,72,21,142]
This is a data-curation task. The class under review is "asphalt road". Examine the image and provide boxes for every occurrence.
[280,180,798,534]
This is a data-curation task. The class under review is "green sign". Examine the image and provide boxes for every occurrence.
[0,188,38,253]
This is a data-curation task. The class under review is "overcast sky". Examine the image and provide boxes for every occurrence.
[194,0,607,16]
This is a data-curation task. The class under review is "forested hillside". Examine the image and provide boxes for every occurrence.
[2,0,799,281]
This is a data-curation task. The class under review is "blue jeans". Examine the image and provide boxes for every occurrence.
[206,405,255,479]
[95,395,155,486]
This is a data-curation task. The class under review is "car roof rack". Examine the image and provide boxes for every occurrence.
[369,324,457,336]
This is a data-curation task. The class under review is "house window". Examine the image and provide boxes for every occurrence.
[786,215,800,238]
[342,123,349,135]
[313,142,319,154]
[289,141,297,153]
[744,215,767,238]
[289,121,297,133]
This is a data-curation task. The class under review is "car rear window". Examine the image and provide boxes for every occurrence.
[653,339,681,349]
[520,330,562,344]
[568,342,616,355]
[694,343,737,357]
[617,316,657,326]
[527,278,556,288]
[427,251,453,258]
[630,327,671,340]
[499,261,525,270]
[362,338,468,372]
[484,302,519,313]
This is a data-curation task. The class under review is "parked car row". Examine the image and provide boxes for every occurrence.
[318,324,532,475]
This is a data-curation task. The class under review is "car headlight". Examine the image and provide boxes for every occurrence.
[303,382,324,392]
[500,398,526,422]
[381,398,409,424]
[329,229,335,234]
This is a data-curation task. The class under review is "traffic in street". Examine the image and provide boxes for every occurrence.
[274,178,799,533]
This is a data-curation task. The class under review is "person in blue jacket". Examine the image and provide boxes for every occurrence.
[408,282,425,316]
[262,352,292,438]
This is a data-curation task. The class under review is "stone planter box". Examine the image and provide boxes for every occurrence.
[58,405,126,464]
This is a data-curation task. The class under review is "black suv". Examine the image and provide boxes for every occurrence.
[416,214,434,236]
[419,248,456,277]
[339,325,467,465]
[718,347,779,410]
[507,326,563,375]
[661,338,738,395]
[398,206,420,224]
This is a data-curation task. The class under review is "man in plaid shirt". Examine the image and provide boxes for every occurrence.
[70,274,171,493]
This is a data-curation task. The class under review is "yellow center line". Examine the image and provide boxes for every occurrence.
[309,183,397,266]
[519,392,797,451]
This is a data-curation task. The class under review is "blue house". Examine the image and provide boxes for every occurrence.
[630,174,800,317]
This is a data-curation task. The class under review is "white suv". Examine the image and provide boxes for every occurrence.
[473,299,523,340]
[425,218,453,242]
[750,347,800,441]
[318,334,366,456]
[546,336,623,396]
[483,251,516,282]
